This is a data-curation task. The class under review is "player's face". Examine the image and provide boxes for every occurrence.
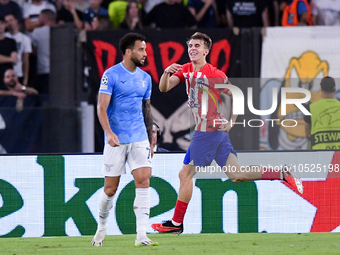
[131,40,147,67]
[4,70,17,88]
[187,39,209,62]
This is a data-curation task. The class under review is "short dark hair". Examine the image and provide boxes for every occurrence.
[0,16,6,23]
[187,32,212,50]
[321,76,336,92]
[119,33,146,55]
[5,14,17,20]
[40,9,56,22]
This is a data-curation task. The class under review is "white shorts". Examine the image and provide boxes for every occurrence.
[101,140,152,177]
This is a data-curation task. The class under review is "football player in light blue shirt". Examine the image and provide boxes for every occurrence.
[92,33,158,247]
[99,60,152,144]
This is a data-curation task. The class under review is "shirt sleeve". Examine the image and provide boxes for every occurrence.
[143,74,152,100]
[9,38,17,53]
[23,3,30,19]
[23,35,33,54]
[173,68,185,83]
[99,70,114,95]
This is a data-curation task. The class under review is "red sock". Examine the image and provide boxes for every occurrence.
[172,200,188,224]
[261,167,281,180]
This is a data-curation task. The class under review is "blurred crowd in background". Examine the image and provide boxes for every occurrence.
[0,0,340,97]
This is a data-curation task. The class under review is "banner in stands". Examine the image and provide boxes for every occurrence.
[1,151,340,238]
[260,27,340,150]
[85,29,242,152]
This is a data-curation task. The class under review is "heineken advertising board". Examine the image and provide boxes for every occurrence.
[1,151,339,237]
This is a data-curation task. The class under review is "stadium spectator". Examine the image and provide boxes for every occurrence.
[0,0,22,23]
[23,0,56,32]
[152,122,169,152]
[91,33,157,247]
[83,0,108,30]
[310,0,340,26]
[119,0,143,30]
[187,0,220,28]
[5,14,32,87]
[2,69,38,95]
[74,0,90,13]
[281,0,311,26]
[223,0,270,28]
[0,16,17,90]
[0,69,38,111]
[107,0,128,28]
[49,0,62,10]
[31,9,56,94]
[143,0,197,29]
[151,32,303,235]
[140,0,164,14]
[304,77,340,150]
[57,0,83,30]
[91,14,111,30]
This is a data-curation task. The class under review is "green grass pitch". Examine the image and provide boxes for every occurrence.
[1,233,340,255]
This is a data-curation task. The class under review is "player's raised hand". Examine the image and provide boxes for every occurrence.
[107,132,120,147]
[164,63,183,74]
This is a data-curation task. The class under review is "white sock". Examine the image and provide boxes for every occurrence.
[172,220,181,226]
[134,188,150,240]
[98,190,114,230]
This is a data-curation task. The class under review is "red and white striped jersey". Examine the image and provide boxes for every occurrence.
[173,62,229,132]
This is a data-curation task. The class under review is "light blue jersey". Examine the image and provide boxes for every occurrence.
[99,62,152,144]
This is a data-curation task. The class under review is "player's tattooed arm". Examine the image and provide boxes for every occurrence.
[143,99,153,145]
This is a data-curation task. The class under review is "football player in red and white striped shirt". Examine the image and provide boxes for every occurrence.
[151,32,303,235]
